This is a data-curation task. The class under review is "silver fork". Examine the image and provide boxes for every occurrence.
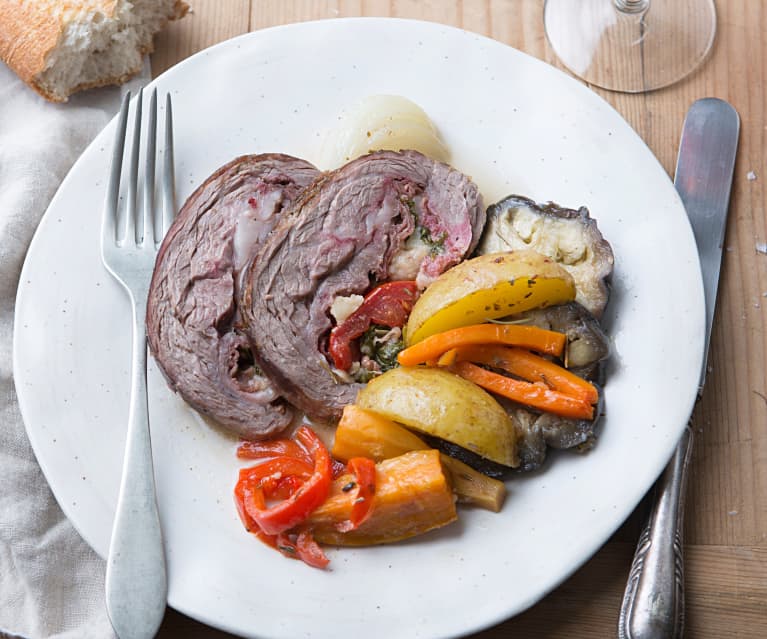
[101,87,175,639]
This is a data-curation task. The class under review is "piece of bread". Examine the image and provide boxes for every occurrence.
[0,0,188,102]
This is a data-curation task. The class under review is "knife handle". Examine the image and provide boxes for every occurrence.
[618,424,693,639]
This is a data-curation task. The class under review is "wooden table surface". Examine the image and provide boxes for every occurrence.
[151,2,767,637]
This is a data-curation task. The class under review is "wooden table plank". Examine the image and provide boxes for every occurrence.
[151,0,252,76]
[151,1,767,636]
[158,542,767,638]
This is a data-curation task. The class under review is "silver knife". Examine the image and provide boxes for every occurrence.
[618,98,740,639]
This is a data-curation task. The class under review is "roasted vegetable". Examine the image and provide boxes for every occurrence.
[438,455,506,512]
[478,196,614,318]
[508,398,603,472]
[235,426,332,537]
[445,344,598,403]
[333,405,506,511]
[343,457,377,530]
[511,302,610,380]
[491,303,610,470]
[451,361,594,420]
[440,344,599,420]
[319,94,450,168]
[332,404,429,460]
[328,281,417,371]
[397,323,566,367]
[356,367,519,467]
[424,437,512,479]
[234,426,333,568]
[404,249,576,345]
[307,450,458,545]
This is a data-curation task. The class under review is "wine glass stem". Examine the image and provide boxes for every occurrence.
[615,0,649,13]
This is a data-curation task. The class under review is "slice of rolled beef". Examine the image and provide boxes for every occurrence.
[240,150,484,421]
[146,154,320,439]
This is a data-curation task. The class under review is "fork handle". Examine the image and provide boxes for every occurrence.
[618,424,693,639]
[105,295,167,639]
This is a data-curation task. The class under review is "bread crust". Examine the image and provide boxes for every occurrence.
[0,0,189,102]
[0,1,68,89]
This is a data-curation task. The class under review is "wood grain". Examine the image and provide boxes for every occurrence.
[151,1,767,636]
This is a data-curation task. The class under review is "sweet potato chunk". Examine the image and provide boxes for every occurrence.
[308,450,457,546]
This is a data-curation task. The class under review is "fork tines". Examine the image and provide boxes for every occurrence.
[104,88,175,249]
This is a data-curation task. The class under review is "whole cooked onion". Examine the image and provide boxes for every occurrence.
[318,94,449,168]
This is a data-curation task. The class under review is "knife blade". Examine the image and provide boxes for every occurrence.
[618,98,740,639]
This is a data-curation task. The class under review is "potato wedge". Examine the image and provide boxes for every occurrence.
[356,367,518,467]
[405,250,576,345]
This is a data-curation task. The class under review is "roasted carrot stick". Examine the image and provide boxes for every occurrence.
[436,348,458,367]
[451,361,594,420]
[398,324,566,367]
[447,344,599,404]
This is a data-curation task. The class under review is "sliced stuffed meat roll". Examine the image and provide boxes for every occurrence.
[146,154,320,439]
[240,150,484,421]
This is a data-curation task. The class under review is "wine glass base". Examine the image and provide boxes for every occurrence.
[544,0,717,93]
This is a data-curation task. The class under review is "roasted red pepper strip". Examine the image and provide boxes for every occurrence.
[235,456,313,528]
[233,426,334,568]
[234,477,257,532]
[254,529,330,569]
[238,456,313,479]
[294,530,330,569]
[237,439,312,465]
[336,457,377,532]
[329,281,418,371]
[241,426,332,536]
[237,457,313,492]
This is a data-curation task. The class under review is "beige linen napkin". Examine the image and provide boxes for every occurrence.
[0,61,149,639]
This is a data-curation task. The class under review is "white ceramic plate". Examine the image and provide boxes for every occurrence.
[14,18,704,639]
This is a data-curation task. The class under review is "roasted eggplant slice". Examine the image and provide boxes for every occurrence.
[512,302,610,381]
[505,388,604,473]
[502,302,608,471]
[478,195,614,318]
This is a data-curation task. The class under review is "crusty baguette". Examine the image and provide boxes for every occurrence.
[0,0,188,102]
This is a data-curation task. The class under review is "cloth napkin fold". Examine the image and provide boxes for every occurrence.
[0,60,150,639]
